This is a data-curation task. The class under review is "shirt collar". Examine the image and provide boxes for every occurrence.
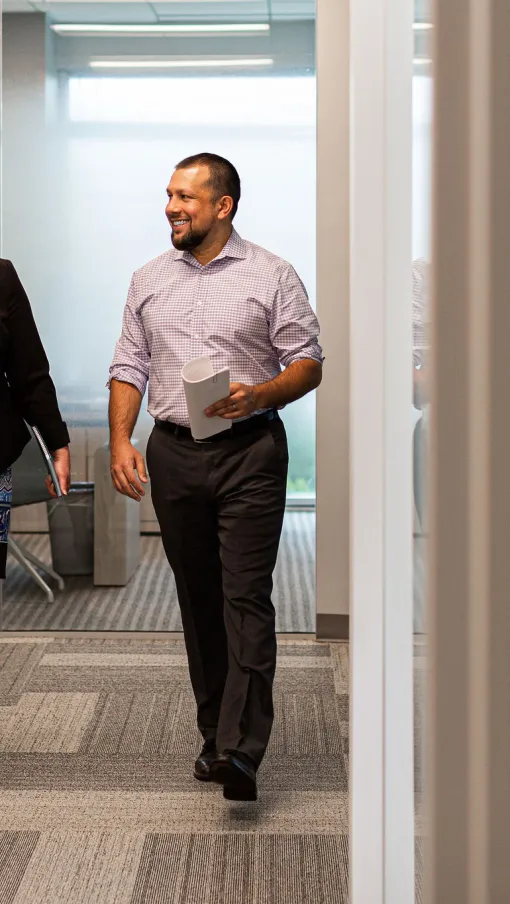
[172,228,247,265]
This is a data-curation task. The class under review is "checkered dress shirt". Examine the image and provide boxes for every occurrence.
[109,229,324,426]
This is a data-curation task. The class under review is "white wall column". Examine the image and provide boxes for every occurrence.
[350,0,414,900]
[316,0,350,639]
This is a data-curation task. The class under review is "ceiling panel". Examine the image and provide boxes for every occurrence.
[4,0,314,23]
[3,0,424,27]
[39,2,160,23]
[155,2,270,23]
[2,0,35,11]
[271,0,314,16]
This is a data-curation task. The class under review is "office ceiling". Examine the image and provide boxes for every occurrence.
[2,0,316,22]
[3,0,432,25]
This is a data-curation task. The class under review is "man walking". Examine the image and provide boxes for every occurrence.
[108,153,323,801]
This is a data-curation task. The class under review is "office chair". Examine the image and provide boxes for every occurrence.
[7,424,64,603]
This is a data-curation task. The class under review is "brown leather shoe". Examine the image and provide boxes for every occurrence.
[193,739,218,782]
[209,751,258,801]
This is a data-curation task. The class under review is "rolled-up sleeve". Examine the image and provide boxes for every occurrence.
[270,265,324,368]
[107,275,150,397]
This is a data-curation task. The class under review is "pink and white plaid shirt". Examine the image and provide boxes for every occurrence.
[109,229,323,426]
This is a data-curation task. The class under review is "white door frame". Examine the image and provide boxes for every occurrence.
[349,0,415,899]
[315,0,350,642]
[317,0,415,899]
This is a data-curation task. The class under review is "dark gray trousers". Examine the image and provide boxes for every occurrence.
[146,415,288,767]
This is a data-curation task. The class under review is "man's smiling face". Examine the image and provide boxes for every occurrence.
[166,164,222,252]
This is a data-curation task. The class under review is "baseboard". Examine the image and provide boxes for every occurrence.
[316,613,349,641]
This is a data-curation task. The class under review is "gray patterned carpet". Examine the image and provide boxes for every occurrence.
[0,636,428,902]
[0,635,349,904]
[2,512,315,633]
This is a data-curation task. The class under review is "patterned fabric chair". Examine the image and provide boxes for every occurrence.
[0,469,12,581]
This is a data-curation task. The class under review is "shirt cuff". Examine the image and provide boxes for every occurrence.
[283,349,325,368]
[107,367,148,398]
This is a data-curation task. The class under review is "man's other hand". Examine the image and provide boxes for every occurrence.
[110,441,148,502]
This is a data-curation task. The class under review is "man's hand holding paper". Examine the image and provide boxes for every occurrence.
[181,356,232,440]
[205,382,258,420]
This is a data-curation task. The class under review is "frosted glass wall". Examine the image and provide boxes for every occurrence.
[4,64,317,501]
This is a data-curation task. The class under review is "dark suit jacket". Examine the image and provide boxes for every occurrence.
[0,259,69,472]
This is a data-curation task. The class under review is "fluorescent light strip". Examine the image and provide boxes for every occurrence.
[89,58,274,69]
[413,22,433,30]
[52,23,270,35]
[413,57,432,65]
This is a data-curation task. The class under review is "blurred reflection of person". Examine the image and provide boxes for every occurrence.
[108,153,323,801]
[412,257,430,534]
[0,260,71,582]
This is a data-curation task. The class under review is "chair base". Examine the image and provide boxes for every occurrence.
[7,537,64,603]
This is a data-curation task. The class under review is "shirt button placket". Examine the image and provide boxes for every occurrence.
[193,268,206,346]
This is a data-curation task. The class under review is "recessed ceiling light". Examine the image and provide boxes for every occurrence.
[51,23,270,36]
[89,57,274,69]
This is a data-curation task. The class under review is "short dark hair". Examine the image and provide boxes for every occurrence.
[175,153,241,219]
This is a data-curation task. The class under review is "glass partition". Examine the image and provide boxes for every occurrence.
[1,2,317,630]
[412,1,433,894]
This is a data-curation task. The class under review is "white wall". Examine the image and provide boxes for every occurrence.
[2,13,58,323]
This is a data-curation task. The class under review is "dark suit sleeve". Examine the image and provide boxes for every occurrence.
[3,261,70,451]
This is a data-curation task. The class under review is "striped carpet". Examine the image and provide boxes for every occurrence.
[2,512,315,633]
[0,635,349,904]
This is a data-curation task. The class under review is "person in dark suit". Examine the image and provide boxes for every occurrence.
[0,259,70,579]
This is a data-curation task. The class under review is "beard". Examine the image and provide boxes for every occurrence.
[171,222,209,252]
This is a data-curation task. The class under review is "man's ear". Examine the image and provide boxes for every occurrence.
[217,195,234,221]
